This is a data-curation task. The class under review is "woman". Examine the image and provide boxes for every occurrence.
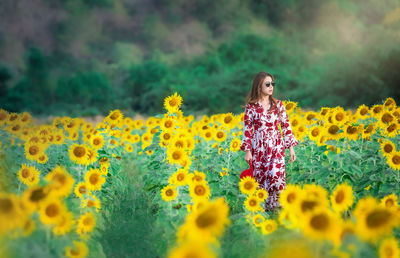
[240,71,298,213]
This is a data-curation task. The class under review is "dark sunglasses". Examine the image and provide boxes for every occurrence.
[265,81,276,87]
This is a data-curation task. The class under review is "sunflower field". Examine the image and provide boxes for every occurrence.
[0,93,399,258]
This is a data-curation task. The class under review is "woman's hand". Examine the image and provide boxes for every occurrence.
[245,150,252,164]
[289,146,296,163]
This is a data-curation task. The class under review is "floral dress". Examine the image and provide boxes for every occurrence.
[240,99,299,211]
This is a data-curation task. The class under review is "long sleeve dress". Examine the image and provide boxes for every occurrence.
[240,99,299,211]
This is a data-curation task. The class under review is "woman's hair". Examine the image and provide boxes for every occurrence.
[243,71,281,117]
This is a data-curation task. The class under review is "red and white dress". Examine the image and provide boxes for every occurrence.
[240,99,299,211]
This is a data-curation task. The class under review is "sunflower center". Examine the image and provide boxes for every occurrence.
[366,209,391,228]
[29,145,39,155]
[79,186,87,194]
[21,168,30,178]
[287,193,296,203]
[365,125,374,133]
[73,147,86,158]
[30,188,47,202]
[89,174,99,185]
[244,182,254,190]
[45,203,60,218]
[217,132,224,138]
[301,200,318,212]
[0,198,13,213]
[172,151,181,160]
[87,200,95,208]
[166,189,174,196]
[194,185,205,196]
[384,246,394,257]
[336,113,344,121]
[392,155,400,165]
[176,141,184,148]
[310,214,329,231]
[328,125,339,135]
[195,208,217,228]
[177,174,185,181]
[384,144,393,153]
[347,126,357,134]
[93,139,101,145]
[387,124,396,133]
[265,224,273,231]
[385,199,394,207]
[83,217,93,226]
[335,190,345,204]
[165,121,173,128]
[311,129,319,137]
[163,133,171,140]
[381,113,393,124]
[287,103,294,110]
[249,199,257,206]
[224,116,233,124]
[360,108,368,115]
[110,112,119,120]
[373,107,382,113]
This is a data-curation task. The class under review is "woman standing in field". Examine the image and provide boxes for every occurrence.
[240,71,298,213]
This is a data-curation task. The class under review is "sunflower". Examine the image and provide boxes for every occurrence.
[38,197,67,226]
[239,176,258,195]
[74,182,90,199]
[220,113,235,130]
[24,141,46,161]
[384,122,399,138]
[69,144,89,165]
[294,191,328,217]
[387,151,400,170]
[378,236,399,258]
[105,109,124,125]
[303,183,329,201]
[371,104,385,118]
[53,211,74,236]
[343,124,361,141]
[308,126,323,143]
[45,166,75,197]
[0,109,8,125]
[169,169,189,186]
[167,148,188,165]
[213,129,227,142]
[278,207,299,229]
[283,101,297,114]
[188,182,211,202]
[355,104,370,120]
[280,184,302,209]
[160,117,176,131]
[330,182,354,214]
[18,164,40,186]
[255,188,268,201]
[354,196,400,243]
[89,134,104,149]
[361,124,377,139]
[183,197,230,239]
[252,214,265,227]
[161,185,178,202]
[260,219,278,235]
[84,168,106,191]
[229,138,241,152]
[21,185,51,214]
[323,124,342,140]
[380,140,396,158]
[0,193,24,235]
[244,195,263,212]
[21,218,36,237]
[379,111,395,126]
[86,147,98,165]
[77,212,96,235]
[81,194,101,212]
[65,241,89,258]
[299,206,341,244]
[189,171,207,183]
[164,92,183,113]
[380,194,398,209]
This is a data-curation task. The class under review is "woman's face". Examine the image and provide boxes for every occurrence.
[261,76,274,96]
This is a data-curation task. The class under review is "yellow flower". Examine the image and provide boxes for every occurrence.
[24,141,46,161]
[380,140,396,158]
[188,182,211,202]
[330,182,354,214]
[169,169,189,186]
[229,138,241,152]
[74,182,90,199]
[378,236,399,258]
[81,194,101,212]
[89,134,104,149]
[53,211,74,236]
[45,166,75,197]
[167,148,188,165]
[239,176,258,195]
[387,151,400,170]
[161,185,178,202]
[0,193,24,235]
[255,188,268,202]
[260,219,278,235]
[280,184,302,209]
[213,129,227,142]
[77,212,96,235]
[244,195,263,212]
[167,239,217,258]
[252,214,265,227]
[38,197,67,226]
[380,194,398,209]
[65,241,89,258]
[18,164,40,186]
[84,168,106,191]
[69,144,89,165]
[164,92,183,113]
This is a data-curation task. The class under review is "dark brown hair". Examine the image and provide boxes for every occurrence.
[242,72,281,117]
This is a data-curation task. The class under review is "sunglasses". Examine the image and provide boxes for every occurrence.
[265,81,276,87]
